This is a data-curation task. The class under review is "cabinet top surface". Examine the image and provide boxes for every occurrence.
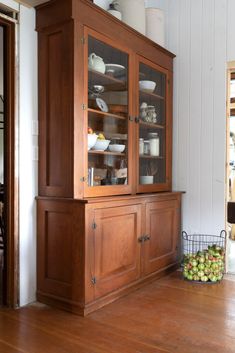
[36,0,175,59]
[37,191,184,204]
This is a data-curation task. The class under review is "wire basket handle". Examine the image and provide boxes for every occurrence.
[220,230,226,239]
[182,231,188,240]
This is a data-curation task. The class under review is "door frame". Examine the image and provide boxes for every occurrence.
[0,14,19,307]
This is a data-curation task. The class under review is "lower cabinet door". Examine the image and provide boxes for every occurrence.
[93,204,141,299]
[143,198,180,275]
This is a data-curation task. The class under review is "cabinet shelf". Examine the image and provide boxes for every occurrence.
[89,150,126,157]
[139,121,165,129]
[140,155,164,159]
[139,90,165,101]
[89,69,127,91]
[88,108,127,120]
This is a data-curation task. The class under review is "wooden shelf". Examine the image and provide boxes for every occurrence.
[88,108,127,120]
[139,90,165,100]
[139,121,165,129]
[89,69,127,91]
[139,155,164,159]
[89,150,126,157]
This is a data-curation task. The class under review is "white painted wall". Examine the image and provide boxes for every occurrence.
[18,4,37,306]
[160,0,232,235]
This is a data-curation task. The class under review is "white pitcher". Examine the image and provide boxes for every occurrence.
[88,53,106,74]
[117,0,146,35]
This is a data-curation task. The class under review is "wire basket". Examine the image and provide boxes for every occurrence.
[182,230,226,283]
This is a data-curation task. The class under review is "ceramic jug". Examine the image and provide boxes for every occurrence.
[117,0,145,35]
[88,53,105,74]
[146,7,165,47]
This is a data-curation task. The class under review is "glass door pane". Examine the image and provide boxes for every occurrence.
[87,36,129,188]
[138,62,166,186]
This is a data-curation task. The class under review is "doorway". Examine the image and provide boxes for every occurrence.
[0,25,4,304]
[0,13,18,307]
[226,62,235,273]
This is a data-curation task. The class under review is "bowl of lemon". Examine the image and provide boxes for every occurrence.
[92,133,110,151]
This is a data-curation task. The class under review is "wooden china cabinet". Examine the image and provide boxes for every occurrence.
[36,0,182,315]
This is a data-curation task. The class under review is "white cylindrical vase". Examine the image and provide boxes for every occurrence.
[145,7,165,47]
[118,0,146,35]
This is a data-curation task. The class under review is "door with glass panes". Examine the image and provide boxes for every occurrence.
[136,56,172,193]
[84,28,134,197]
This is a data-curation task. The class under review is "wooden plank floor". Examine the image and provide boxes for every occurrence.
[1,271,235,353]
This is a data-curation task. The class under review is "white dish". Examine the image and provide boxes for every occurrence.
[88,134,98,150]
[139,80,156,93]
[140,175,154,184]
[105,64,125,75]
[96,98,108,112]
[92,139,110,151]
[108,144,125,153]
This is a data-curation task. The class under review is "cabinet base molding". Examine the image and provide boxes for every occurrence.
[37,262,179,316]
[36,291,85,316]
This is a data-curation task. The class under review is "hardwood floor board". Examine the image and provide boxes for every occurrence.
[157,271,235,301]
[1,272,235,352]
[89,280,235,353]
[0,310,109,353]
[0,339,27,353]
[0,306,170,353]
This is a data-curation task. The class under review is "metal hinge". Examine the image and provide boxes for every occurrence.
[81,37,86,44]
[91,276,97,285]
[92,222,97,230]
[80,176,86,182]
[81,103,87,110]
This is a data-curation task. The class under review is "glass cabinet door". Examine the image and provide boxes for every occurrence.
[137,59,169,191]
[85,32,132,196]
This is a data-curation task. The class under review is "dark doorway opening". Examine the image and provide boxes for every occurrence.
[0,24,6,306]
[0,14,18,308]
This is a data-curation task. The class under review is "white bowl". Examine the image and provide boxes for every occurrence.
[108,144,125,153]
[88,134,98,150]
[140,175,154,184]
[139,80,156,93]
[92,139,110,151]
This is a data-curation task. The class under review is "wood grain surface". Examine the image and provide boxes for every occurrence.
[1,271,235,353]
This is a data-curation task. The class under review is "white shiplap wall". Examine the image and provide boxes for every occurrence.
[165,0,231,234]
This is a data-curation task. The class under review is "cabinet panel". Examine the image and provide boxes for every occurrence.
[38,22,73,197]
[93,204,141,298]
[37,200,85,302]
[143,199,180,275]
